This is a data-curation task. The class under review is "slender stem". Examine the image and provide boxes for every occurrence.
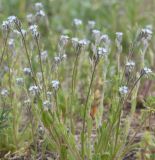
[35,36,47,98]
[114,74,143,151]
[0,31,9,66]
[123,74,143,105]
[7,50,18,148]
[70,48,80,133]
[15,22,38,88]
[81,57,98,158]
[72,48,80,94]
[27,105,37,156]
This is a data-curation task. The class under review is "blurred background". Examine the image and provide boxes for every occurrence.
[0,0,155,58]
[0,0,155,32]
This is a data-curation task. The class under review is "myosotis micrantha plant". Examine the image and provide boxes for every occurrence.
[0,2,155,160]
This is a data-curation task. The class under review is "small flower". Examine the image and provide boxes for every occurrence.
[8,39,15,49]
[36,72,42,80]
[24,99,31,105]
[126,61,135,71]
[36,10,46,19]
[29,85,39,95]
[47,91,52,100]
[34,2,44,11]
[59,35,69,49]
[16,77,24,86]
[29,24,39,38]
[7,16,21,28]
[21,29,27,37]
[54,56,61,64]
[73,18,82,26]
[116,32,123,43]
[141,67,152,75]
[61,54,67,60]
[71,37,79,49]
[119,86,128,95]
[100,34,109,42]
[100,34,111,52]
[2,20,10,31]
[43,100,51,111]
[139,28,152,41]
[78,39,90,48]
[41,50,48,62]
[13,29,20,37]
[97,47,108,57]
[26,13,35,23]
[51,80,59,90]
[92,29,100,38]
[23,67,31,75]
[88,20,96,30]
[1,89,8,97]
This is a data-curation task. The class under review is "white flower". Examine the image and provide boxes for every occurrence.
[29,85,39,95]
[1,89,8,97]
[73,18,82,26]
[43,100,51,111]
[54,56,61,63]
[26,13,34,23]
[141,67,152,75]
[116,32,123,42]
[8,39,15,49]
[16,77,24,86]
[92,29,101,44]
[88,20,96,30]
[7,16,17,24]
[100,34,109,42]
[7,16,20,28]
[61,54,67,60]
[23,67,31,75]
[78,39,89,48]
[141,28,152,40]
[41,50,48,62]
[97,47,108,56]
[92,29,100,38]
[126,61,135,71]
[71,37,79,49]
[24,99,31,104]
[21,29,27,36]
[36,72,42,80]
[51,80,59,90]
[100,34,111,51]
[59,35,69,48]
[34,2,44,11]
[29,25,39,38]
[2,20,10,31]
[119,86,128,95]
[36,10,46,17]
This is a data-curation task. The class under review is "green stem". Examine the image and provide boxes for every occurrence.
[81,56,98,159]
[15,22,38,88]
[70,48,80,133]
[0,31,9,66]
[35,36,47,98]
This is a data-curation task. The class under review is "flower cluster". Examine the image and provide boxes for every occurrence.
[125,61,135,72]
[23,67,31,75]
[43,100,51,111]
[29,85,39,95]
[1,89,8,97]
[16,77,24,86]
[119,86,128,95]
[73,18,83,27]
[141,67,152,75]
[115,32,123,53]
[29,24,39,38]
[51,80,60,90]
